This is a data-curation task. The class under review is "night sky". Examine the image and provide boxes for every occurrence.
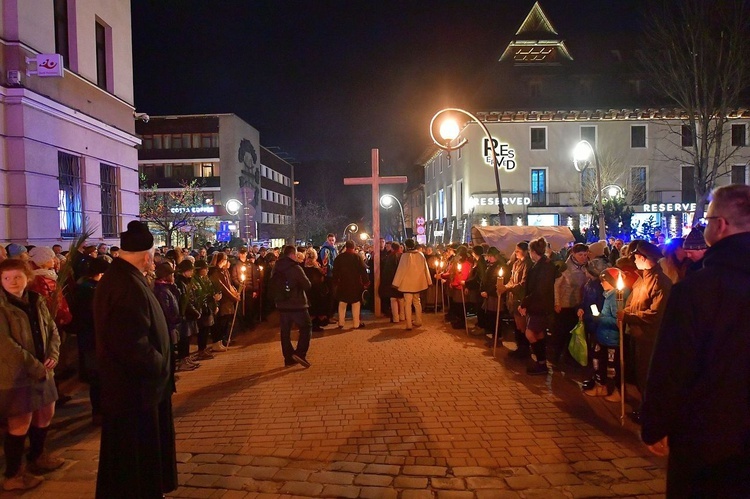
[131,0,647,210]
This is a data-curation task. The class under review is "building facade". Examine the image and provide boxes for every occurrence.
[1,0,140,245]
[137,114,294,247]
[423,2,750,245]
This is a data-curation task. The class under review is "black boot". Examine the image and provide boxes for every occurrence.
[509,329,531,358]
[3,433,26,479]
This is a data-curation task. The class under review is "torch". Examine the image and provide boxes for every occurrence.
[435,260,443,313]
[493,266,505,357]
[240,265,247,317]
[227,272,244,348]
[258,265,264,322]
[616,271,626,426]
[457,262,469,336]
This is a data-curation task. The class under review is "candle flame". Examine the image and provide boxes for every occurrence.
[616,272,625,291]
[457,263,462,272]
[499,267,504,277]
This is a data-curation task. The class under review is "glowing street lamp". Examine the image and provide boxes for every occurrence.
[430,108,506,224]
[379,194,406,242]
[359,232,369,241]
[342,223,358,241]
[573,140,606,241]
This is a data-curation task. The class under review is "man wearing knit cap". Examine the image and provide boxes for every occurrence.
[5,243,28,261]
[93,221,176,498]
[642,184,750,497]
[552,243,589,364]
[682,225,708,274]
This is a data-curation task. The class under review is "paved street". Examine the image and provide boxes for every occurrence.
[8,311,666,498]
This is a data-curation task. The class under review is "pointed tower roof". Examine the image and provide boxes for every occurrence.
[499,2,573,64]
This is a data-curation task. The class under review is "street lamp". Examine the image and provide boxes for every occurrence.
[430,108,506,225]
[379,194,406,242]
[573,140,606,241]
[343,223,358,241]
[359,232,369,241]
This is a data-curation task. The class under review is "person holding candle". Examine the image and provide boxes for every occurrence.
[641,185,750,498]
[500,242,532,358]
[478,247,506,338]
[441,247,471,330]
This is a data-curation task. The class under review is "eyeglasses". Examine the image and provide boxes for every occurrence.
[705,216,729,226]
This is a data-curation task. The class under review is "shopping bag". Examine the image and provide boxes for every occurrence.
[568,320,588,366]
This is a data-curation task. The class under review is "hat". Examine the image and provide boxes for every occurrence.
[194,259,208,270]
[472,245,484,256]
[630,240,663,262]
[599,268,623,289]
[683,226,707,250]
[120,220,154,252]
[28,246,55,266]
[487,247,502,258]
[88,257,110,276]
[615,256,638,273]
[587,257,610,277]
[6,243,27,258]
[588,240,607,258]
[404,239,416,250]
[176,260,194,272]
[155,262,175,279]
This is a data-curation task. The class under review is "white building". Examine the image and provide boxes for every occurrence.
[424,3,750,244]
[1,0,140,246]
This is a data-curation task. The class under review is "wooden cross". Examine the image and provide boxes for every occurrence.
[343,149,408,316]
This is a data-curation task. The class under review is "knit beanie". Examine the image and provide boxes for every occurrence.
[683,226,707,250]
[28,246,56,267]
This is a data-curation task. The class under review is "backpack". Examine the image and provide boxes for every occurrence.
[270,268,292,302]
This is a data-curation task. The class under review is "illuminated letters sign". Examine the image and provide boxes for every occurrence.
[471,195,530,206]
[642,202,696,213]
[169,205,216,214]
[482,138,516,171]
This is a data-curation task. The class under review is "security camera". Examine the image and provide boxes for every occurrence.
[133,112,150,123]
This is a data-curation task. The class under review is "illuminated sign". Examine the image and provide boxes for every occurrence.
[642,202,696,212]
[482,139,516,171]
[169,206,215,214]
[471,195,531,206]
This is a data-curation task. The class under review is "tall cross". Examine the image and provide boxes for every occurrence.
[343,149,408,316]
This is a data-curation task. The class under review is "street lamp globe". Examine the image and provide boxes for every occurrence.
[379,194,394,209]
[573,141,593,170]
[439,119,460,143]
[349,223,358,233]
[359,232,368,241]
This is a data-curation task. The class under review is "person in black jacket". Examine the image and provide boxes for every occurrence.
[641,185,750,498]
[518,237,557,376]
[272,245,313,368]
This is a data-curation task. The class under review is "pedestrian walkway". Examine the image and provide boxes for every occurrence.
[5,312,666,498]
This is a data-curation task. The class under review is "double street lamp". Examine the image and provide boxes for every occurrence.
[430,108,506,225]
[343,223,358,241]
[573,140,606,241]
[380,194,406,242]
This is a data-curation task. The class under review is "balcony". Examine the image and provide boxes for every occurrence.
[140,175,221,189]
[138,147,220,161]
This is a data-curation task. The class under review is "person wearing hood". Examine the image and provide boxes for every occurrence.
[318,233,338,319]
[272,245,312,367]
[392,239,432,330]
[551,243,590,364]
[682,225,708,275]
[27,247,72,329]
[641,184,750,498]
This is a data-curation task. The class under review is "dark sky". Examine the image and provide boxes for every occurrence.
[131,0,647,207]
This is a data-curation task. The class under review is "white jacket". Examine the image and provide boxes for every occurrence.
[392,250,433,293]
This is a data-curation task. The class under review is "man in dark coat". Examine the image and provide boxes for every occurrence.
[641,185,750,498]
[272,245,312,368]
[333,240,369,329]
[93,221,177,498]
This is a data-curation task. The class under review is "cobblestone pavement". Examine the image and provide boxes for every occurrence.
[4,311,666,498]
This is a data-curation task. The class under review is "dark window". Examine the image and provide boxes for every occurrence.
[732,124,747,147]
[54,0,69,68]
[630,167,647,204]
[631,125,646,148]
[100,164,118,237]
[531,169,547,206]
[171,164,193,180]
[681,166,696,202]
[580,126,596,145]
[732,165,747,184]
[58,152,83,238]
[171,134,182,149]
[530,128,546,150]
[681,125,694,147]
[95,21,107,89]
[141,135,153,149]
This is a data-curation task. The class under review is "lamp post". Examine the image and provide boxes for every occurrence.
[379,194,406,242]
[573,140,606,241]
[342,223,358,241]
[430,108,506,225]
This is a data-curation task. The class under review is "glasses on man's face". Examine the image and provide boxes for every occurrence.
[705,216,729,226]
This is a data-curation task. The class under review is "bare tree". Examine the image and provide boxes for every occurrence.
[639,0,750,221]
[284,200,346,244]
[139,178,208,247]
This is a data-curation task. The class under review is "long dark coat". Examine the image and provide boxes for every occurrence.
[93,257,177,498]
[333,250,369,304]
[641,232,750,497]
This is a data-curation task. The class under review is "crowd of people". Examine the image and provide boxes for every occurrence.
[1,185,749,496]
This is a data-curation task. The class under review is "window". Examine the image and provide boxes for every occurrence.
[447,185,453,218]
[54,0,69,69]
[153,135,163,149]
[531,168,547,206]
[58,152,83,238]
[100,164,118,237]
[432,161,435,180]
[171,134,183,149]
[456,179,463,215]
[141,135,153,150]
[438,189,444,219]
[95,21,108,90]
[630,166,647,204]
[732,165,747,185]
[732,124,747,147]
[201,163,214,177]
[580,126,596,145]
[681,166,696,202]
[438,155,443,174]
[631,125,646,148]
[171,164,192,179]
[530,127,547,150]
[681,125,694,147]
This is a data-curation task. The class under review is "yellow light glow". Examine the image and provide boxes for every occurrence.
[359,233,368,241]
[499,267,504,277]
[616,272,625,291]
[439,119,460,142]
[457,262,462,272]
